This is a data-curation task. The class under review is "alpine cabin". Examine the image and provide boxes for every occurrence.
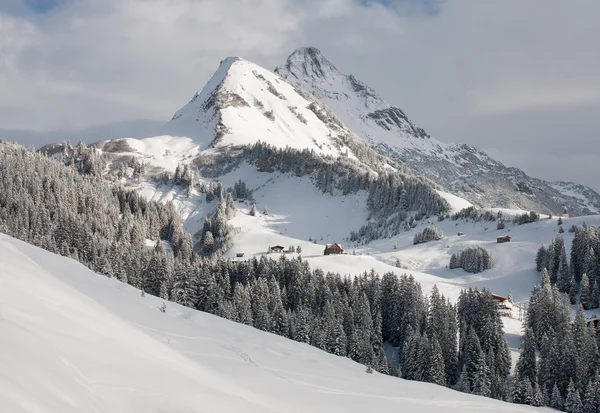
[324,242,344,255]
[491,293,511,310]
[497,235,511,243]
[270,245,285,253]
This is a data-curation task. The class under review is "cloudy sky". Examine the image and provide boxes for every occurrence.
[1,0,599,191]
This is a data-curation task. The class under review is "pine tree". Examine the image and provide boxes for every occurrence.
[449,253,458,269]
[557,247,571,293]
[472,357,491,397]
[551,383,564,411]
[427,337,446,386]
[569,273,578,304]
[565,378,583,413]
[515,326,537,385]
[250,203,257,216]
[591,281,600,310]
[580,273,592,309]
[536,245,547,272]
[497,219,505,230]
[531,382,543,407]
[582,376,600,413]
[233,285,253,325]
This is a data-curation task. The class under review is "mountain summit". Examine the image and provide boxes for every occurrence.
[277,47,342,82]
[277,47,600,215]
[276,48,430,142]
[162,55,362,159]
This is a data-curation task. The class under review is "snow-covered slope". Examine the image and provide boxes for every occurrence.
[0,233,550,413]
[275,47,600,216]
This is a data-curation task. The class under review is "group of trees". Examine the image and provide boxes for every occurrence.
[413,226,444,245]
[197,195,236,258]
[457,289,512,399]
[451,206,497,222]
[536,225,600,309]
[12,141,599,409]
[232,179,253,201]
[0,143,516,402]
[450,247,494,274]
[513,211,540,225]
[0,144,196,277]
[513,272,600,412]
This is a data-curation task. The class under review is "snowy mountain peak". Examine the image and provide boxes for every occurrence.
[277,47,341,82]
[145,53,369,161]
[277,48,600,216]
[276,48,429,143]
[169,56,245,123]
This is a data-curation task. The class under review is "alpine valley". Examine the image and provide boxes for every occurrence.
[2,47,600,413]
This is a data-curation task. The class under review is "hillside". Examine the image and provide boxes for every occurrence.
[36,55,450,242]
[275,47,600,216]
[0,232,551,413]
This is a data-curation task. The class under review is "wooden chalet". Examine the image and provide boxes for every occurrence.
[497,235,511,243]
[324,242,344,256]
[269,245,285,253]
[491,293,511,310]
[236,252,245,258]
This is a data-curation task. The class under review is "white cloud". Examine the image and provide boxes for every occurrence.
[467,84,600,116]
[0,0,349,130]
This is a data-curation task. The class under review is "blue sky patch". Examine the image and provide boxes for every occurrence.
[0,0,62,16]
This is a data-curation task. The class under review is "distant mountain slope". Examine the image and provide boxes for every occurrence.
[0,232,546,413]
[36,55,450,242]
[275,47,600,216]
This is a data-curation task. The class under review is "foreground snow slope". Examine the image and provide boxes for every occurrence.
[0,233,547,413]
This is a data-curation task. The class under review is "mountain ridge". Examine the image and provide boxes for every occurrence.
[275,47,600,216]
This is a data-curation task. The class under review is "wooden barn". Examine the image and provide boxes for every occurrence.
[497,235,511,243]
[269,245,285,253]
[324,242,344,255]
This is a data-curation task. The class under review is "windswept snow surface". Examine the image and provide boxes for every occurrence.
[0,233,550,413]
[436,190,474,213]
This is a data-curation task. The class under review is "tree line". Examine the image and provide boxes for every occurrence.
[1,142,512,402]
[536,224,600,310]
[513,271,600,412]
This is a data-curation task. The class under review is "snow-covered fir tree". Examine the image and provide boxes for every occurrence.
[450,247,494,274]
